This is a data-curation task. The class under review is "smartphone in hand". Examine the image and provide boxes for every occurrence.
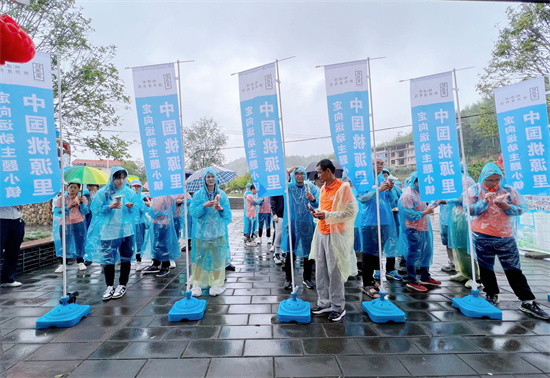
[308,203,315,215]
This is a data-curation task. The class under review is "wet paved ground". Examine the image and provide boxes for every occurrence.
[1,210,549,378]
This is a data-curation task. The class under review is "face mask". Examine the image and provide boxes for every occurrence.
[89,191,96,200]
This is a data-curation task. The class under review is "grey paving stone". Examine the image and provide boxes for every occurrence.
[398,354,477,376]
[357,337,423,354]
[458,353,543,375]
[219,325,272,339]
[137,358,210,378]
[244,339,302,356]
[466,336,539,353]
[184,339,244,357]
[303,337,362,355]
[163,326,220,340]
[119,341,187,359]
[517,352,550,373]
[275,356,341,377]
[337,355,411,376]
[206,357,273,378]
[411,336,480,354]
[6,360,81,378]
[88,341,131,359]
[26,341,102,360]
[69,359,146,378]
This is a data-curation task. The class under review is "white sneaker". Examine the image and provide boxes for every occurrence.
[267,240,272,245]
[112,285,127,299]
[245,241,256,247]
[449,272,468,282]
[170,261,176,269]
[78,262,87,271]
[135,262,144,271]
[273,255,282,265]
[256,238,262,245]
[269,245,275,252]
[1,281,21,288]
[54,264,64,273]
[191,286,202,297]
[102,286,115,301]
[209,286,226,296]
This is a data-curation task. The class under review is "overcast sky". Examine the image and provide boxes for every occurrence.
[75,0,514,164]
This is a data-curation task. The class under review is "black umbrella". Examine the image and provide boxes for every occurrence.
[305,159,343,181]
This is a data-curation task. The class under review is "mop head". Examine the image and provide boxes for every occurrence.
[36,293,90,329]
[452,289,502,320]
[168,291,207,322]
[362,292,406,323]
[277,292,311,323]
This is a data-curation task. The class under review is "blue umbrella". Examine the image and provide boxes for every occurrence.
[185,165,237,192]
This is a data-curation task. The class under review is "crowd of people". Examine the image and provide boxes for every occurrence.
[244,159,549,322]
[0,158,548,322]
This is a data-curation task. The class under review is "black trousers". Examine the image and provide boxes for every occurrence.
[0,218,25,284]
[285,253,313,281]
[362,255,395,287]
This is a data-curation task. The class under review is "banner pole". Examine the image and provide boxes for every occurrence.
[453,69,477,292]
[275,59,297,293]
[367,58,386,294]
[56,54,67,298]
[176,60,191,292]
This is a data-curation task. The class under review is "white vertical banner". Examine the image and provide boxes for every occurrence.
[494,77,550,194]
[410,72,462,201]
[238,63,286,197]
[324,61,374,192]
[0,52,61,205]
[132,64,185,197]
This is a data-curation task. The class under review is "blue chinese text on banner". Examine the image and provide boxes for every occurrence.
[410,72,462,202]
[494,77,550,195]
[324,61,374,192]
[0,52,61,206]
[238,63,286,197]
[132,64,185,197]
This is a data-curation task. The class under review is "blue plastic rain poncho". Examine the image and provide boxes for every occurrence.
[53,190,89,259]
[142,195,181,262]
[85,167,138,265]
[130,180,150,256]
[466,163,528,272]
[357,173,399,257]
[190,168,232,287]
[397,172,433,268]
[342,173,363,252]
[281,167,320,257]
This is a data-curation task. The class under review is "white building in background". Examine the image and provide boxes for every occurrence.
[373,141,416,168]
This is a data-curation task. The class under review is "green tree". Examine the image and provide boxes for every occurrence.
[121,159,147,183]
[183,117,228,171]
[2,0,132,160]
[476,4,550,135]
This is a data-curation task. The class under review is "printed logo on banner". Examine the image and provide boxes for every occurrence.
[324,61,374,192]
[410,72,462,202]
[495,77,550,195]
[265,74,273,90]
[0,52,61,206]
[163,74,172,89]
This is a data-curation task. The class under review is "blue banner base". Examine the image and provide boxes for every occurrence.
[168,291,207,322]
[362,292,406,323]
[452,290,502,320]
[36,296,91,329]
[277,292,311,323]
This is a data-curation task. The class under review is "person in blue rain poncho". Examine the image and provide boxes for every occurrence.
[243,182,253,238]
[129,180,151,272]
[141,195,181,278]
[280,167,319,290]
[466,163,548,319]
[86,167,138,301]
[397,172,441,293]
[190,168,232,297]
[177,193,193,254]
[443,164,479,288]
[357,158,401,299]
[53,182,89,273]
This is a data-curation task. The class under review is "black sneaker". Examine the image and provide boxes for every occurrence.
[303,280,315,289]
[486,294,499,305]
[84,260,93,266]
[520,301,550,320]
[283,280,292,290]
[156,268,170,278]
[311,305,332,315]
[397,267,407,275]
[225,264,236,271]
[142,265,160,274]
[328,309,346,321]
